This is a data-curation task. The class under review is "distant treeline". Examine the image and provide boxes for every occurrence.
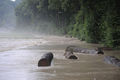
[15,0,120,48]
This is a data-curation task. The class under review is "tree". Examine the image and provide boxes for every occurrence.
[15,0,120,48]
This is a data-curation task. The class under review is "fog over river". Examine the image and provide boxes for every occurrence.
[0,34,120,80]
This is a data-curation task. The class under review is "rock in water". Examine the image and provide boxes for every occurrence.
[67,54,78,59]
[65,46,104,55]
[104,56,120,67]
[96,47,104,55]
[64,49,78,59]
[38,52,53,67]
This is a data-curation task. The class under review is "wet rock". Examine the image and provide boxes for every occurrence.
[38,52,53,67]
[81,48,104,54]
[97,47,104,54]
[64,49,78,59]
[104,56,120,67]
[65,46,82,53]
[65,46,104,55]
[67,54,78,59]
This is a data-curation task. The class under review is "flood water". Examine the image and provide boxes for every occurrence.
[0,34,120,80]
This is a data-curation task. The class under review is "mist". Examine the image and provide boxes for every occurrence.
[0,0,21,33]
[0,0,62,35]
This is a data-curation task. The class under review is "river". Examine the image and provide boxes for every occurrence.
[0,34,120,80]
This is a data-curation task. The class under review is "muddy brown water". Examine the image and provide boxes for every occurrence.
[0,36,120,80]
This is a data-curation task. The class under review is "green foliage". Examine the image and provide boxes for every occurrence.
[48,0,62,10]
[15,0,120,48]
[71,0,120,48]
[101,0,120,48]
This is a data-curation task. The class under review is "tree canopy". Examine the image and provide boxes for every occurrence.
[15,0,120,48]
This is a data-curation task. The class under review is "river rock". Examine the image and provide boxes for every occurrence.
[104,56,120,67]
[64,49,78,59]
[65,46,104,55]
[65,46,83,53]
[38,52,53,67]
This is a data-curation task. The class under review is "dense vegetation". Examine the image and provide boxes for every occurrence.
[15,0,120,48]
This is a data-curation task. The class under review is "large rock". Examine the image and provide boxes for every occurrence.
[104,56,120,67]
[38,52,53,67]
[64,49,78,59]
[65,46,82,53]
[65,46,104,55]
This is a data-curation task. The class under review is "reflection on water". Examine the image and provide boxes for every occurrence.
[0,36,120,80]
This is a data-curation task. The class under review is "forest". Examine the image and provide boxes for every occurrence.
[15,0,120,48]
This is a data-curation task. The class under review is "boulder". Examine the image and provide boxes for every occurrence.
[65,46,83,53]
[38,52,53,67]
[104,56,120,67]
[64,49,78,59]
[96,47,104,54]
[67,54,78,59]
[65,46,104,55]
